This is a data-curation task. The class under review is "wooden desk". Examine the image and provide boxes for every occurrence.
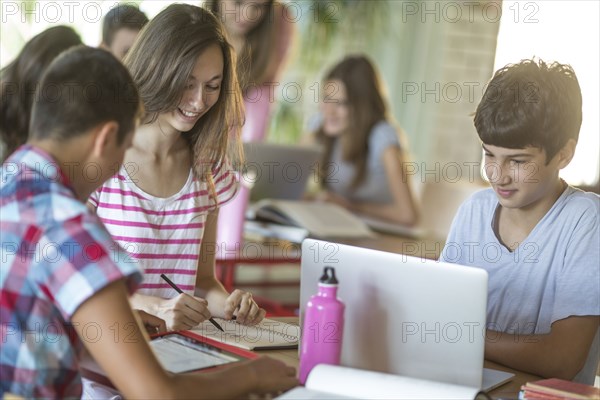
[214,232,445,315]
[81,316,542,399]
[215,231,441,300]
[262,317,541,399]
[341,231,444,260]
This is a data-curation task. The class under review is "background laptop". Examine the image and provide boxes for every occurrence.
[300,239,492,389]
[242,142,322,202]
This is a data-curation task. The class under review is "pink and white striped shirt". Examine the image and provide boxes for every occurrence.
[89,162,238,298]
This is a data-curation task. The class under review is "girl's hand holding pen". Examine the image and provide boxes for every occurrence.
[224,289,266,326]
[157,294,212,331]
[159,274,224,332]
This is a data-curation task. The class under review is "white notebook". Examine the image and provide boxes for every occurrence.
[277,365,481,400]
[188,317,300,350]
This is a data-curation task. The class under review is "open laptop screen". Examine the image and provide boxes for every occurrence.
[299,239,488,388]
[243,142,322,202]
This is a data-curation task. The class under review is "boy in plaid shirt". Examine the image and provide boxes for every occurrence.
[1,46,296,398]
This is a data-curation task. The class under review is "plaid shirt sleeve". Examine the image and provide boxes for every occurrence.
[36,213,142,320]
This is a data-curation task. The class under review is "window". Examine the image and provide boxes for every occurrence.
[494,1,599,186]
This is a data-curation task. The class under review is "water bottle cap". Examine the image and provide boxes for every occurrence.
[319,266,339,285]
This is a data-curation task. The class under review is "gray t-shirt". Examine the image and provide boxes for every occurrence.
[440,186,600,384]
[327,121,400,203]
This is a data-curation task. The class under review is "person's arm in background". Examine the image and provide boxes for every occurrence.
[73,280,297,399]
[195,209,266,326]
[241,3,295,143]
[325,146,419,226]
[485,316,599,379]
[262,2,295,85]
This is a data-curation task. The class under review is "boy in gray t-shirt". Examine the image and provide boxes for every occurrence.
[440,59,599,384]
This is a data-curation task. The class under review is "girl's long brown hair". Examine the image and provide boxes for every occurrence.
[124,4,244,200]
[316,55,392,190]
[206,0,280,89]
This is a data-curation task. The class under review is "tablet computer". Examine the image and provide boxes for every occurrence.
[151,331,257,374]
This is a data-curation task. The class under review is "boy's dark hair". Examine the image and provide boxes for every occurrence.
[29,46,142,144]
[474,59,582,163]
[0,26,81,160]
[102,4,149,46]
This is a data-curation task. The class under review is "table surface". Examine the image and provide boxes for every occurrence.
[217,230,446,262]
[80,316,542,399]
[341,232,445,260]
[263,317,542,399]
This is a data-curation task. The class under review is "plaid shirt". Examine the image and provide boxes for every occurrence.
[0,145,142,398]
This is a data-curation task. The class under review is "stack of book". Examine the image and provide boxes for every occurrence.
[521,378,600,399]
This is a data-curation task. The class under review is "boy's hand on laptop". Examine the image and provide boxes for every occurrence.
[158,294,212,331]
[224,289,266,325]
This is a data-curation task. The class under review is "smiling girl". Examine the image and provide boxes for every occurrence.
[89,4,265,331]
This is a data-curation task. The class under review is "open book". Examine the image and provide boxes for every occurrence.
[246,199,374,240]
[187,317,300,350]
[277,365,482,399]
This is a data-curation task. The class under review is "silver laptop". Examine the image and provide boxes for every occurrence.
[300,239,493,389]
[242,142,322,202]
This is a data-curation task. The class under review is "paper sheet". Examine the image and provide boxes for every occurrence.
[278,365,479,400]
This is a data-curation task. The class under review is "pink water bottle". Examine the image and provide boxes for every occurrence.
[299,266,345,384]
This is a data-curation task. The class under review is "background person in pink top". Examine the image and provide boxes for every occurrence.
[206,0,295,142]
[89,4,266,331]
[207,0,296,251]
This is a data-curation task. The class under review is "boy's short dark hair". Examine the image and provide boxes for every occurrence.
[29,46,142,144]
[102,4,149,45]
[474,59,582,163]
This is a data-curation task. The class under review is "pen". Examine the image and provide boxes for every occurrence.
[160,273,224,332]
